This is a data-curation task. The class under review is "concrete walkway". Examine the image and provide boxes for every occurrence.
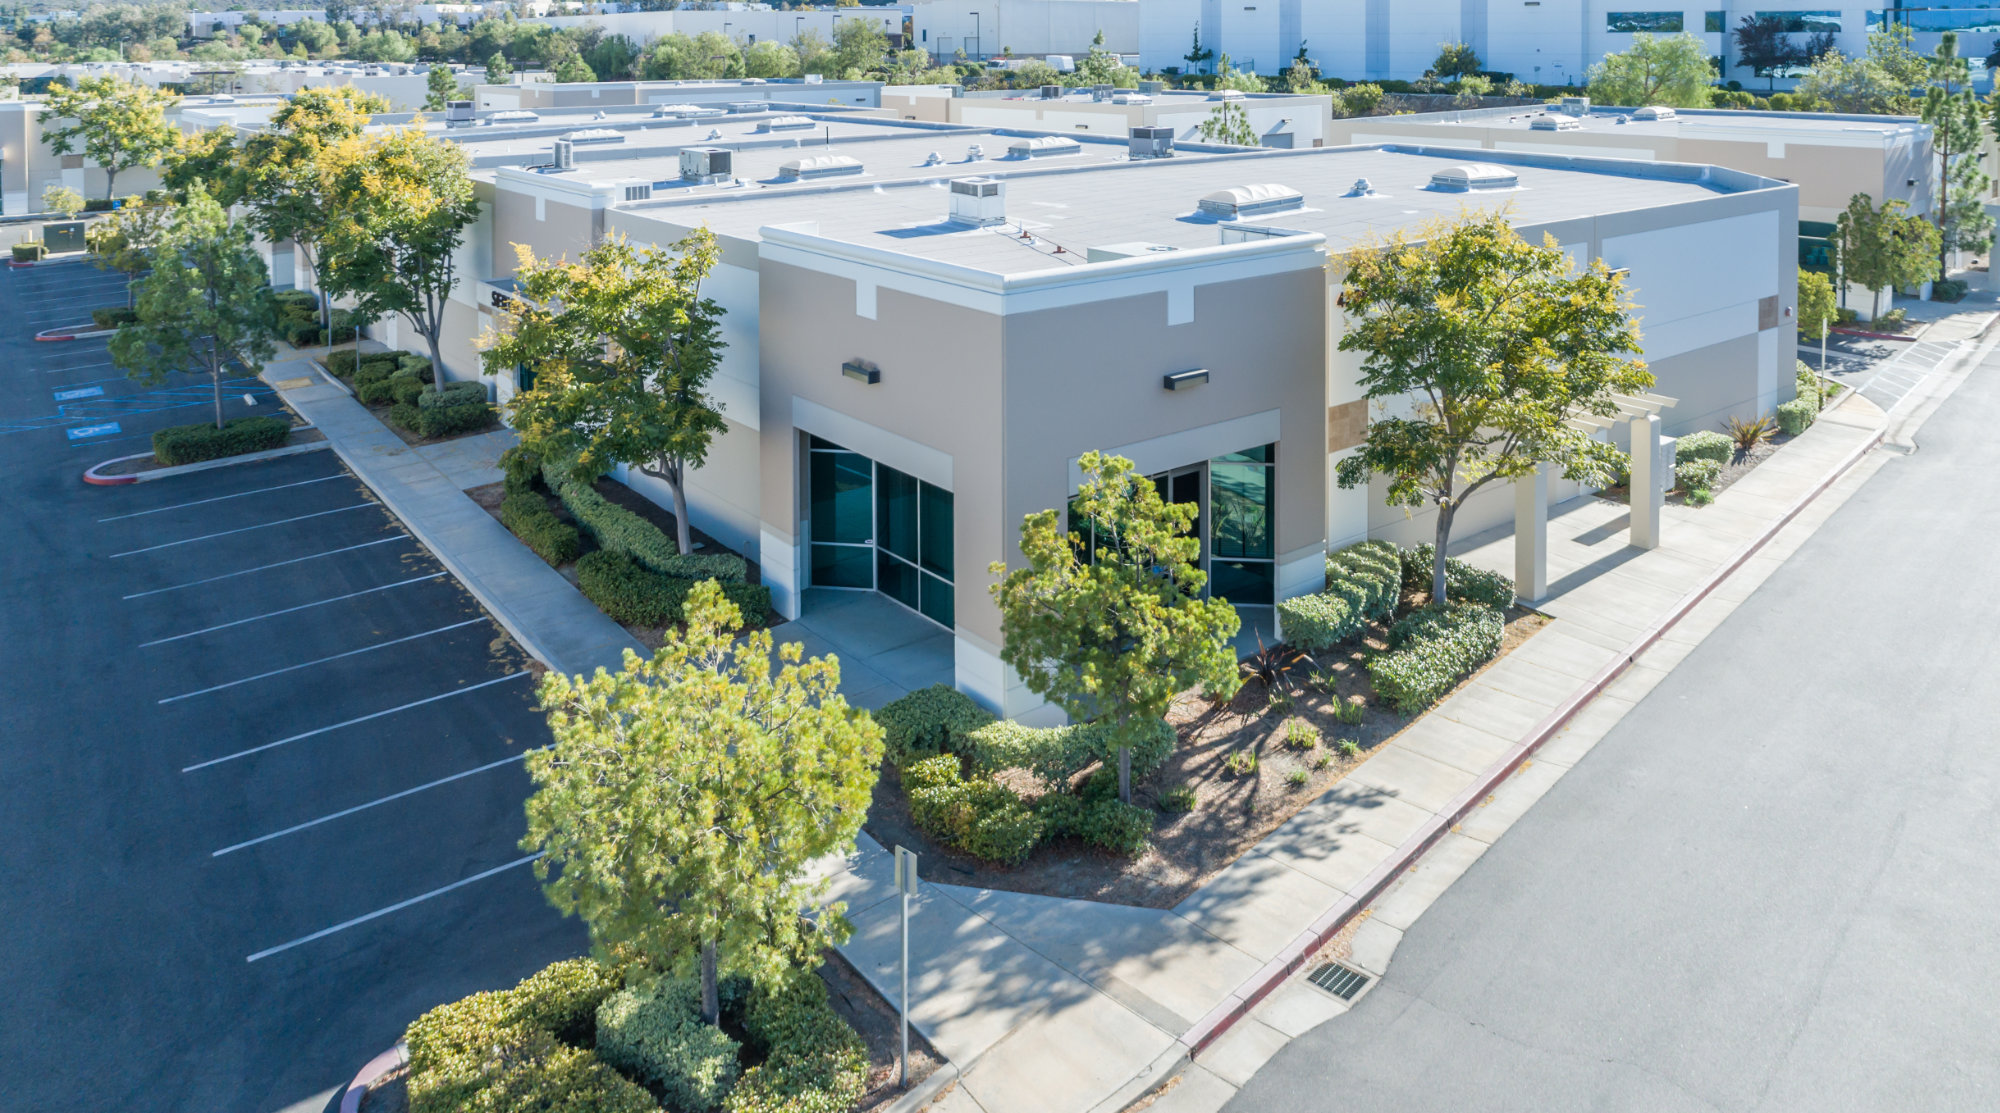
[259,357,641,678]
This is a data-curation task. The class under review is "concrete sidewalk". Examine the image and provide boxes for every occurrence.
[259,358,640,678]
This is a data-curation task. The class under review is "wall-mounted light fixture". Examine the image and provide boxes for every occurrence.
[1163,369,1209,391]
[842,360,881,384]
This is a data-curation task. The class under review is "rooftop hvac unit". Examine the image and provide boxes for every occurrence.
[562,129,626,144]
[1197,183,1304,219]
[445,99,474,128]
[1559,95,1590,114]
[1129,125,1174,159]
[1139,80,1166,95]
[778,154,864,180]
[1530,115,1582,131]
[1040,84,1063,99]
[1091,84,1115,101]
[680,146,733,183]
[1428,163,1519,192]
[1631,105,1677,120]
[1009,135,1081,159]
[947,177,1006,226]
[758,115,816,132]
[553,139,575,170]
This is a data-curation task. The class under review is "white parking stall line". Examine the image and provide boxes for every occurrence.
[158,619,487,704]
[139,573,446,648]
[181,671,533,772]
[212,751,538,857]
[100,474,348,522]
[122,536,407,599]
[244,854,543,963]
[108,504,375,557]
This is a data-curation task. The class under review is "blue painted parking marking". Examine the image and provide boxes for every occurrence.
[54,386,105,402]
[66,422,121,441]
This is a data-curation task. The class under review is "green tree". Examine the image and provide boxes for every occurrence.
[1432,41,1481,79]
[422,63,461,110]
[1796,27,1924,114]
[744,39,800,79]
[86,197,173,307]
[523,581,883,1027]
[159,126,239,204]
[553,53,595,83]
[238,86,390,333]
[40,183,82,218]
[1196,96,1258,145]
[485,49,511,83]
[39,75,181,201]
[791,28,835,76]
[325,127,482,393]
[481,233,729,556]
[990,452,1241,803]
[1073,28,1136,88]
[1334,212,1653,604]
[1832,193,1940,299]
[1925,33,1994,278]
[108,185,278,431]
[1798,269,1838,344]
[1586,32,1715,107]
[831,18,888,77]
[1185,24,1213,75]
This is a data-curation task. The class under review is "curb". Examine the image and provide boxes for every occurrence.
[36,325,117,341]
[881,1062,960,1113]
[83,434,327,486]
[1830,325,1918,342]
[7,253,91,269]
[1176,418,1891,1062]
[339,1042,407,1113]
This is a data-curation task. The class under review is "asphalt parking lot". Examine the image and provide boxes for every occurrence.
[0,263,582,1111]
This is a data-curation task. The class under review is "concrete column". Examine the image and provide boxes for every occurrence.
[1513,465,1548,604]
[1629,413,1662,551]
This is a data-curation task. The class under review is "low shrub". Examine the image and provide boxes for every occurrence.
[1331,695,1366,725]
[595,979,740,1111]
[1070,797,1152,857]
[1327,540,1401,618]
[425,380,489,407]
[1934,278,1968,302]
[1676,457,1721,494]
[90,306,137,328]
[1367,604,1504,712]
[83,197,115,212]
[281,319,322,347]
[358,352,402,377]
[390,368,428,406]
[875,683,994,768]
[547,467,748,583]
[576,550,689,627]
[273,289,317,310]
[960,717,1172,789]
[387,402,423,434]
[1336,738,1361,758]
[1878,307,1909,328]
[13,243,46,261]
[501,491,581,566]
[356,377,397,405]
[400,353,436,381]
[405,957,635,1113]
[1276,591,1354,653]
[152,415,290,466]
[413,401,495,438]
[1776,397,1817,436]
[325,349,358,377]
[1794,362,1831,410]
[1286,770,1310,788]
[904,754,1044,865]
[1402,544,1515,610]
[501,445,543,495]
[726,975,868,1113]
[1675,430,1732,465]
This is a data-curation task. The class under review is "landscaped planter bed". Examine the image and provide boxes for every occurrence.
[323,347,498,446]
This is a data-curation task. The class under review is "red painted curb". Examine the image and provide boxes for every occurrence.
[340,1043,407,1113]
[1179,422,1890,1059]
[1830,326,1919,342]
[83,453,148,486]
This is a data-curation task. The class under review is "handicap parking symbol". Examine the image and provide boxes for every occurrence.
[65,422,121,441]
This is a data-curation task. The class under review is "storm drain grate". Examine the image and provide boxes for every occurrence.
[1306,962,1371,1000]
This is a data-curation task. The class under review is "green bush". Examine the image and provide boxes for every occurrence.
[405,957,636,1113]
[903,754,1044,865]
[576,550,689,627]
[1794,362,1829,410]
[359,351,402,376]
[1069,797,1152,857]
[875,684,995,768]
[726,976,868,1113]
[90,306,137,328]
[962,717,1173,787]
[1402,544,1515,610]
[388,401,423,433]
[502,445,543,495]
[325,349,358,377]
[281,319,323,347]
[1776,397,1817,436]
[12,243,46,261]
[424,380,488,407]
[1934,278,1968,302]
[547,469,748,582]
[273,289,317,310]
[356,377,397,405]
[596,979,740,1112]
[1675,430,1732,465]
[413,401,494,438]
[1676,457,1721,494]
[152,415,291,466]
[501,491,581,566]
[1367,604,1504,712]
[1277,592,1355,652]
[1326,540,1401,620]
[390,368,428,406]
[400,352,436,381]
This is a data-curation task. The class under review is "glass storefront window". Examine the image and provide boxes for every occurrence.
[1210,461,1273,561]
[1754,9,1841,31]
[809,450,872,545]
[1706,10,1726,32]
[876,464,919,564]
[1607,11,1685,32]
[811,542,873,589]
[806,437,954,630]
[919,482,953,579]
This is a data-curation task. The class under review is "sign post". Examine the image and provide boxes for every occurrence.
[893,845,919,1090]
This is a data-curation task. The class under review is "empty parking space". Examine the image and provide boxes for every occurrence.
[0,262,580,1112]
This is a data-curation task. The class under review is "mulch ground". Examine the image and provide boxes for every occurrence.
[862,604,1548,909]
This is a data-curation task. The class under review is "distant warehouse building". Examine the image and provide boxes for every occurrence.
[404,113,1798,717]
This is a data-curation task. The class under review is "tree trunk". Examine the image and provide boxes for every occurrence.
[211,342,225,431]
[700,942,720,1027]
[668,458,693,555]
[1117,743,1132,804]
[425,317,446,396]
[1431,499,1455,607]
[104,167,117,204]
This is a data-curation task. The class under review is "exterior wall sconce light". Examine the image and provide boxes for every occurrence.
[842,360,881,384]
[1164,369,1209,391]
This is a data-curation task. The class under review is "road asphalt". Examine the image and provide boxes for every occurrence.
[1228,346,2000,1110]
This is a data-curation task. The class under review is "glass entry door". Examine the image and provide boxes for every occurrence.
[806,435,955,628]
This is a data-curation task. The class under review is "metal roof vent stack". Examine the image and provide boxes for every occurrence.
[966,143,985,161]
[553,138,574,170]
[1197,183,1305,218]
[1129,125,1174,159]
[707,128,722,140]
[1009,135,1082,159]
[679,146,733,184]
[947,177,1006,226]
[1428,163,1519,191]
[924,151,944,165]
[1346,178,1375,196]
[1530,115,1582,131]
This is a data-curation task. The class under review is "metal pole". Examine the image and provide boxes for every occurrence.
[900,886,910,1089]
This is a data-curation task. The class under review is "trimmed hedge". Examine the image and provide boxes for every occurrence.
[1036,792,1153,857]
[1402,544,1515,610]
[502,445,543,495]
[1776,397,1817,436]
[875,683,995,768]
[501,491,581,566]
[576,551,770,628]
[1366,604,1505,713]
[1676,430,1732,465]
[90,306,137,328]
[13,243,46,261]
[325,349,358,377]
[726,975,869,1113]
[390,368,428,406]
[596,979,740,1111]
[547,466,748,582]
[1934,278,1968,302]
[903,753,1046,866]
[1676,457,1722,493]
[961,717,1174,788]
[152,415,291,466]
[1275,540,1402,651]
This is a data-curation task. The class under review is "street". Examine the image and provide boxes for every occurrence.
[1226,343,2000,1108]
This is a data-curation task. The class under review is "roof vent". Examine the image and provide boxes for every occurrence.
[1112,93,1153,105]
[924,151,945,165]
[1129,125,1174,160]
[553,138,575,170]
[1428,163,1519,192]
[1208,88,1245,101]
[1198,183,1304,219]
[680,146,733,183]
[1040,84,1063,99]
[1010,135,1081,159]
[1616,114,1630,124]
[617,180,653,202]
[1530,115,1582,131]
[489,110,540,124]
[707,128,723,140]
[947,177,1006,226]
[1559,95,1591,114]
[966,144,985,161]
[759,115,817,132]
[779,154,864,180]
[562,128,625,144]
[1347,178,1375,196]
[1631,105,1677,120]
